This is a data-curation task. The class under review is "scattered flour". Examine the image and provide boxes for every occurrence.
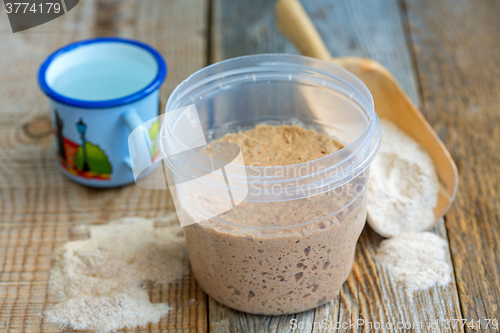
[44,215,188,333]
[376,232,452,291]
[367,119,440,237]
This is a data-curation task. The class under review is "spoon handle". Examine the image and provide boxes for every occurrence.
[275,0,332,62]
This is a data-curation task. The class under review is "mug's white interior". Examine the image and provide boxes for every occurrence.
[45,42,158,101]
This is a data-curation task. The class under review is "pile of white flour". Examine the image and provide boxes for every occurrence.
[368,119,452,291]
[44,215,188,333]
[376,232,452,291]
[367,119,440,237]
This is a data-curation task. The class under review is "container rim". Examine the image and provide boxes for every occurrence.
[38,37,167,109]
[160,54,381,228]
[161,54,379,183]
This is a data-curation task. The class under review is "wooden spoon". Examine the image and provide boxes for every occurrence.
[276,0,458,237]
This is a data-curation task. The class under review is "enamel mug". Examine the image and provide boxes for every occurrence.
[38,37,167,188]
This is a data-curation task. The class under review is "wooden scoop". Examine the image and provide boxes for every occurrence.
[276,0,458,237]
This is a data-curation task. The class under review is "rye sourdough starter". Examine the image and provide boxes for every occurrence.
[183,124,368,315]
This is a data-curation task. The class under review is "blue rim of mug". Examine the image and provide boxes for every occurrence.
[38,37,167,109]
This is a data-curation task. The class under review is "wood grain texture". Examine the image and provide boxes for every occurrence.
[0,0,208,332]
[212,0,420,107]
[211,0,298,62]
[405,0,500,328]
[0,0,494,332]
[209,0,463,332]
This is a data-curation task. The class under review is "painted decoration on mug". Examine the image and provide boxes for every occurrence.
[53,110,112,180]
[148,119,161,159]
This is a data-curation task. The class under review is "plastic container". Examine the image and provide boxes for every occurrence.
[161,54,381,315]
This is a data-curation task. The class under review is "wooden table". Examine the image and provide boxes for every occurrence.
[1,0,499,332]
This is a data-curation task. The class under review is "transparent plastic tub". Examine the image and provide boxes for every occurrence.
[161,54,381,315]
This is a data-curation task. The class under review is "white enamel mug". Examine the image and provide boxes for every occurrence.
[38,37,167,188]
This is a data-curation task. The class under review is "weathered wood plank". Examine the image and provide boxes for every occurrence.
[211,0,420,107]
[0,0,208,332]
[405,0,500,329]
[209,0,462,332]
